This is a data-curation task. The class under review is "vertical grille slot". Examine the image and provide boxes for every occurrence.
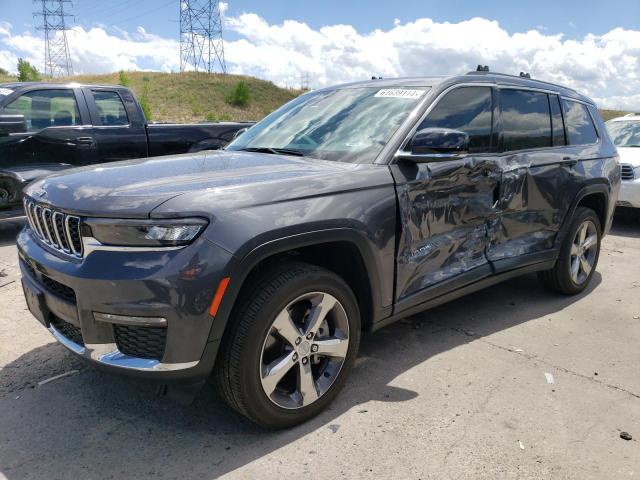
[53,212,71,252]
[620,164,635,181]
[23,198,84,258]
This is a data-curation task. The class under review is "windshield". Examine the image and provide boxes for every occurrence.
[227,86,429,163]
[606,120,640,147]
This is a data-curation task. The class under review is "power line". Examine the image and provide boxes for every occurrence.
[33,0,74,77]
[101,0,174,26]
[180,0,226,74]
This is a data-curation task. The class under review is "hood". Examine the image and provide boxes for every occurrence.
[25,150,378,218]
[617,147,640,168]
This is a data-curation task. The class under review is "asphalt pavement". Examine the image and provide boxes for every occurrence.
[0,216,639,479]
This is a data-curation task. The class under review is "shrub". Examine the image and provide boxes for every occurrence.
[17,59,40,82]
[140,77,152,121]
[118,70,130,87]
[225,80,250,107]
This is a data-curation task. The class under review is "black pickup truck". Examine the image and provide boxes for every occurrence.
[0,82,253,219]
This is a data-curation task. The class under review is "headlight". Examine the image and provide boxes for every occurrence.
[86,218,208,247]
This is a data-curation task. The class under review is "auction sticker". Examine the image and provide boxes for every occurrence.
[374,89,424,99]
[0,88,13,96]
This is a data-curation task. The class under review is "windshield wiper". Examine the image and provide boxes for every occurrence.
[236,146,305,156]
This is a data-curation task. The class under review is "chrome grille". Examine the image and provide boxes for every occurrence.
[621,164,635,181]
[24,199,83,257]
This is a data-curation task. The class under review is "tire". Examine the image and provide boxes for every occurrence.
[214,261,361,429]
[538,207,602,295]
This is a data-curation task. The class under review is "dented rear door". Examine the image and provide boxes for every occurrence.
[486,89,577,267]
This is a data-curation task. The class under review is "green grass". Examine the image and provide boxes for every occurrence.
[50,71,302,123]
[599,109,633,122]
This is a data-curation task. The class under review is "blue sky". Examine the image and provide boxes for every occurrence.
[1,0,639,109]
[3,0,638,40]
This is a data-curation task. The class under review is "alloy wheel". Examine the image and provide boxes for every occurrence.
[570,219,598,285]
[259,291,350,409]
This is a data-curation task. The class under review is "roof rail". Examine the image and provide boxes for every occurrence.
[465,68,578,93]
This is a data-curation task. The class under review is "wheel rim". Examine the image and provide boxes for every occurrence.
[570,219,598,285]
[259,291,350,410]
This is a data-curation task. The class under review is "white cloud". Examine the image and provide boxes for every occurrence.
[0,21,180,74]
[1,14,639,110]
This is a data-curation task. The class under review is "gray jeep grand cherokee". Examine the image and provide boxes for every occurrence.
[18,70,620,428]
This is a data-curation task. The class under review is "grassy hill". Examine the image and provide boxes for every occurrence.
[1,71,302,123]
[0,70,632,123]
[61,71,302,123]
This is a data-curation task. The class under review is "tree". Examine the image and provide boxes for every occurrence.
[225,81,250,107]
[17,59,41,81]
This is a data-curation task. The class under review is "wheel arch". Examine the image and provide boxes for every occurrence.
[555,182,610,250]
[208,228,386,343]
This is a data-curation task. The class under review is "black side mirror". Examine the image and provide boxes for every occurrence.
[0,114,27,136]
[410,127,469,155]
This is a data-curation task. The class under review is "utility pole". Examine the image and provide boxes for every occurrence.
[180,0,226,73]
[34,0,74,77]
[299,72,309,90]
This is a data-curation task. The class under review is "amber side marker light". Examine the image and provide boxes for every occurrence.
[209,277,231,317]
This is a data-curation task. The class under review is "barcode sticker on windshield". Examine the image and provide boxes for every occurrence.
[0,88,13,96]
[375,89,424,99]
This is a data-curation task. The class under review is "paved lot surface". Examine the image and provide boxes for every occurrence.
[0,217,639,479]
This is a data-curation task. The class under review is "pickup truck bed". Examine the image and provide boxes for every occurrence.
[0,82,253,217]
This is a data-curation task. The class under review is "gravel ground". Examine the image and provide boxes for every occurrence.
[0,217,639,479]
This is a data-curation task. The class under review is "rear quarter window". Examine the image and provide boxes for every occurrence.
[562,99,598,145]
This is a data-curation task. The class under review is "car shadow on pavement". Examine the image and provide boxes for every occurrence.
[610,211,640,238]
[0,268,602,479]
[0,219,24,247]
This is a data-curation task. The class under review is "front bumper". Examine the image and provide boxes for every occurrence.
[618,177,640,209]
[17,227,233,381]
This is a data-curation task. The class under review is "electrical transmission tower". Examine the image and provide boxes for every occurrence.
[34,0,74,77]
[180,0,227,74]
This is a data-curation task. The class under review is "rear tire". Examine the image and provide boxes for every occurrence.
[538,207,601,295]
[214,261,361,429]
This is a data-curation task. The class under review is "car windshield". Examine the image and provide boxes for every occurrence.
[226,86,430,163]
[606,119,640,147]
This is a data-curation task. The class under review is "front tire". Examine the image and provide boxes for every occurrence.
[538,207,602,295]
[214,261,361,429]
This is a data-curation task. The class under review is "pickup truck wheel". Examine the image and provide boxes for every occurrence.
[538,207,601,295]
[214,261,361,429]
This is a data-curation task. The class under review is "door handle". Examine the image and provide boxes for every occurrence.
[563,157,578,167]
[76,137,94,148]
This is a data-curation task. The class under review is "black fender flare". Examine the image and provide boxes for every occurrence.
[207,227,386,342]
[554,181,611,250]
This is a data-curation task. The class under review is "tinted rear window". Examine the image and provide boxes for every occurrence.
[562,99,598,145]
[500,89,551,151]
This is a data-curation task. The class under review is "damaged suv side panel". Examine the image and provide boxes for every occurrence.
[391,79,619,313]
